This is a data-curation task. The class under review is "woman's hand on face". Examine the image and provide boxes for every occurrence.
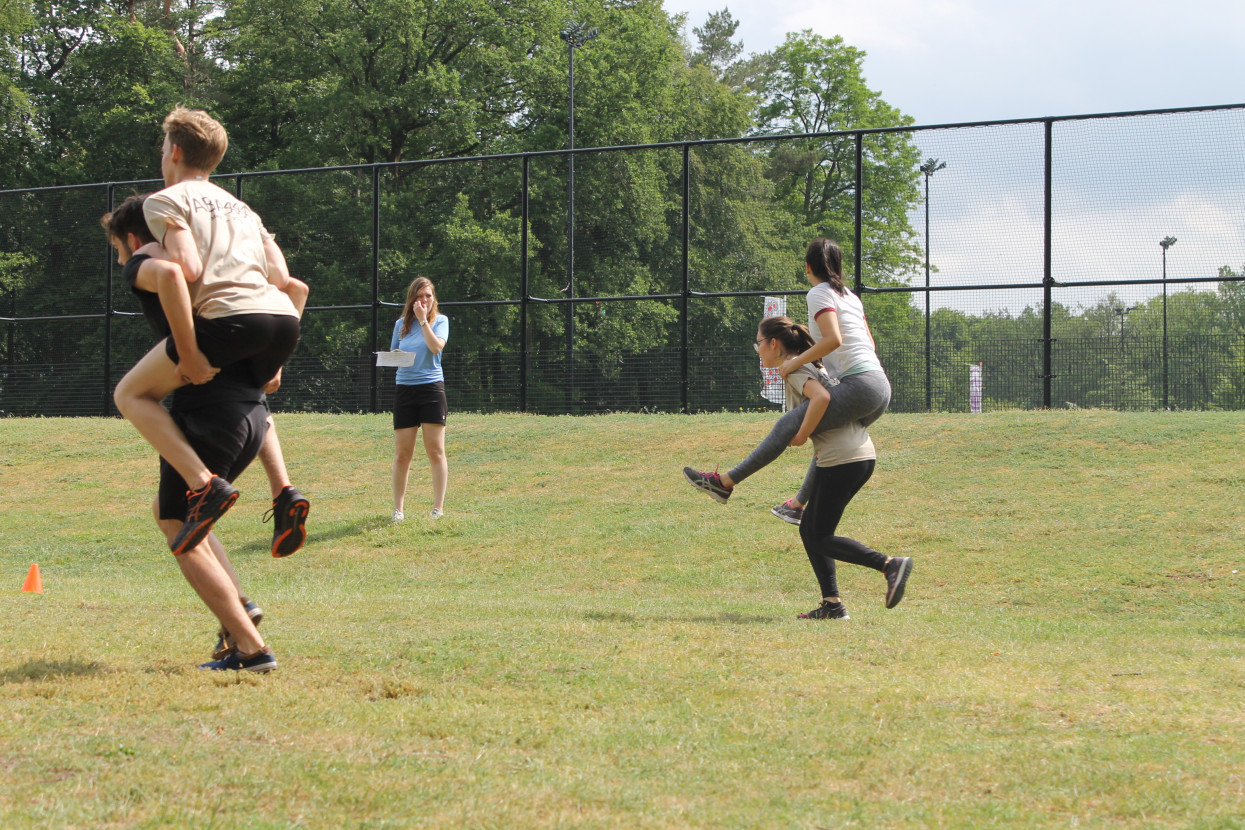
[414,298,428,324]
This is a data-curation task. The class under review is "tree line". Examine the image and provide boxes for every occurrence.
[2,1,1242,413]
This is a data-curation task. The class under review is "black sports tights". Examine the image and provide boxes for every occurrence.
[798,460,888,599]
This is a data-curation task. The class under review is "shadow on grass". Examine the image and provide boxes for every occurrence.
[1,658,104,684]
[230,515,395,555]
[584,610,778,625]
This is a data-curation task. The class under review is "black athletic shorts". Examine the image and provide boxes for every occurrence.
[157,399,270,521]
[393,382,447,430]
[165,312,300,389]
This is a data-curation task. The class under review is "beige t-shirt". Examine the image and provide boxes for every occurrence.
[144,179,297,320]
[784,364,877,468]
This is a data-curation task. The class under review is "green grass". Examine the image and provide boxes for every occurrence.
[2,411,1243,829]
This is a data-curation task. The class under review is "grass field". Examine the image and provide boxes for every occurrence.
[1,411,1243,829]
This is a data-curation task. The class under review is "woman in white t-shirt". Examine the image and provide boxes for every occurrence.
[770,237,892,526]
[684,316,912,619]
[684,239,892,526]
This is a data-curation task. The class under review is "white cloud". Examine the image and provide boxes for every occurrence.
[668,0,1245,123]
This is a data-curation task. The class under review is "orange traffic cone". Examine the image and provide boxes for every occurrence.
[22,563,42,594]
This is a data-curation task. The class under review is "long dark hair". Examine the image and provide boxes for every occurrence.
[400,277,439,337]
[805,237,845,295]
[758,315,823,370]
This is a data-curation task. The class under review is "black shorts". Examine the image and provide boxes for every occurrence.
[394,382,447,430]
[166,312,300,389]
[157,400,270,521]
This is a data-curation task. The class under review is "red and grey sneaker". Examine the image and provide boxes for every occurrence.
[683,466,732,504]
[884,557,914,609]
[170,475,239,555]
[799,600,849,620]
[265,485,310,558]
[771,499,803,526]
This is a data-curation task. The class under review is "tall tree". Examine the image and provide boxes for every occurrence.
[689,7,743,84]
[746,31,923,283]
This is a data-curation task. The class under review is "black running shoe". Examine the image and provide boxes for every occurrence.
[265,486,310,558]
[171,475,239,555]
[771,499,803,526]
[799,600,850,620]
[200,646,277,673]
[884,556,914,609]
[683,467,732,503]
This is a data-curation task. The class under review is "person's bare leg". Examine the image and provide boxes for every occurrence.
[117,344,213,490]
[257,416,291,499]
[160,519,264,655]
[392,426,419,516]
[422,423,447,513]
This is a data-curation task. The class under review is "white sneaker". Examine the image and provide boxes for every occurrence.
[392,510,405,523]
[429,508,444,519]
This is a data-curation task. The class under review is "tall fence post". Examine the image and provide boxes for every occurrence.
[103,184,116,416]
[1042,119,1054,409]
[853,133,863,296]
[520,155,530,413]
[681,144,691,413]
[370,165,381,413]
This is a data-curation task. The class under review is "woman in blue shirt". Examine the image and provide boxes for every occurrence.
[390,277,449,521]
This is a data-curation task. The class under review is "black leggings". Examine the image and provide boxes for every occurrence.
[798,460,888,599]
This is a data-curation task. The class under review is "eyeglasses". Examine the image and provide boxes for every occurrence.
[752,338,768,354]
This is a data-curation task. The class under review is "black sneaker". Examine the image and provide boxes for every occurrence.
[212,599,264,659]
[200,646,277,673]
[884,557,914,609]
[799,600,849,620]
[771,499,803,525]
[683,467,732,504]
[265,486,310,558]
[170,475,239,556]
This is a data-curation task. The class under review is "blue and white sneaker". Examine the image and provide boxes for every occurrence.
[200,646,277,673]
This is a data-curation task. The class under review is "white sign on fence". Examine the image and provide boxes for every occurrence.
[969,363,983,413]
[761,296,787,407]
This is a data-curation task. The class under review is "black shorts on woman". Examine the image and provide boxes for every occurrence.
[165,312,301,389]
[393,382,447,430]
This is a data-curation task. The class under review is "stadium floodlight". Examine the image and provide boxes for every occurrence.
[1160,236,1177,409]
[920,158,947,412]
[558,22,600,408]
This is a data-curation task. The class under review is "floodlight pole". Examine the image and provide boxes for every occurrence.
[1160,236,1176,410]
[920,158,946,412]
[561,23,598,412]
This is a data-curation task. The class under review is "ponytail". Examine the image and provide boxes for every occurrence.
[804,237,845,295]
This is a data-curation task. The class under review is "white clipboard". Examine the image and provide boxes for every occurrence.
[375,350,416,367]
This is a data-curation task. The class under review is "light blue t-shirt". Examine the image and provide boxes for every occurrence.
[390,314,449,385]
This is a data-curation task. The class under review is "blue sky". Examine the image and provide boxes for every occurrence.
[664,0,1245,312]
[664,0,1243,125]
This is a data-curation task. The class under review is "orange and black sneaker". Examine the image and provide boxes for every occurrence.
[265,485,310,557]
[170,475,239,555]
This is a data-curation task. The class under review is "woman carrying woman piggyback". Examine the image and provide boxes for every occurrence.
[391,277,449,522]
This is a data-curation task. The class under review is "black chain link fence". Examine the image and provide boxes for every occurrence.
[3,105,1243,417]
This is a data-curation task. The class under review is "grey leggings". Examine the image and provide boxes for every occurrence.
[728,369,891,502]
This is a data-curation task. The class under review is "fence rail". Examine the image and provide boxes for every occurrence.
[3,104,1244,417]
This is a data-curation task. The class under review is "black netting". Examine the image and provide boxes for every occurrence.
[3,107,1244,417]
